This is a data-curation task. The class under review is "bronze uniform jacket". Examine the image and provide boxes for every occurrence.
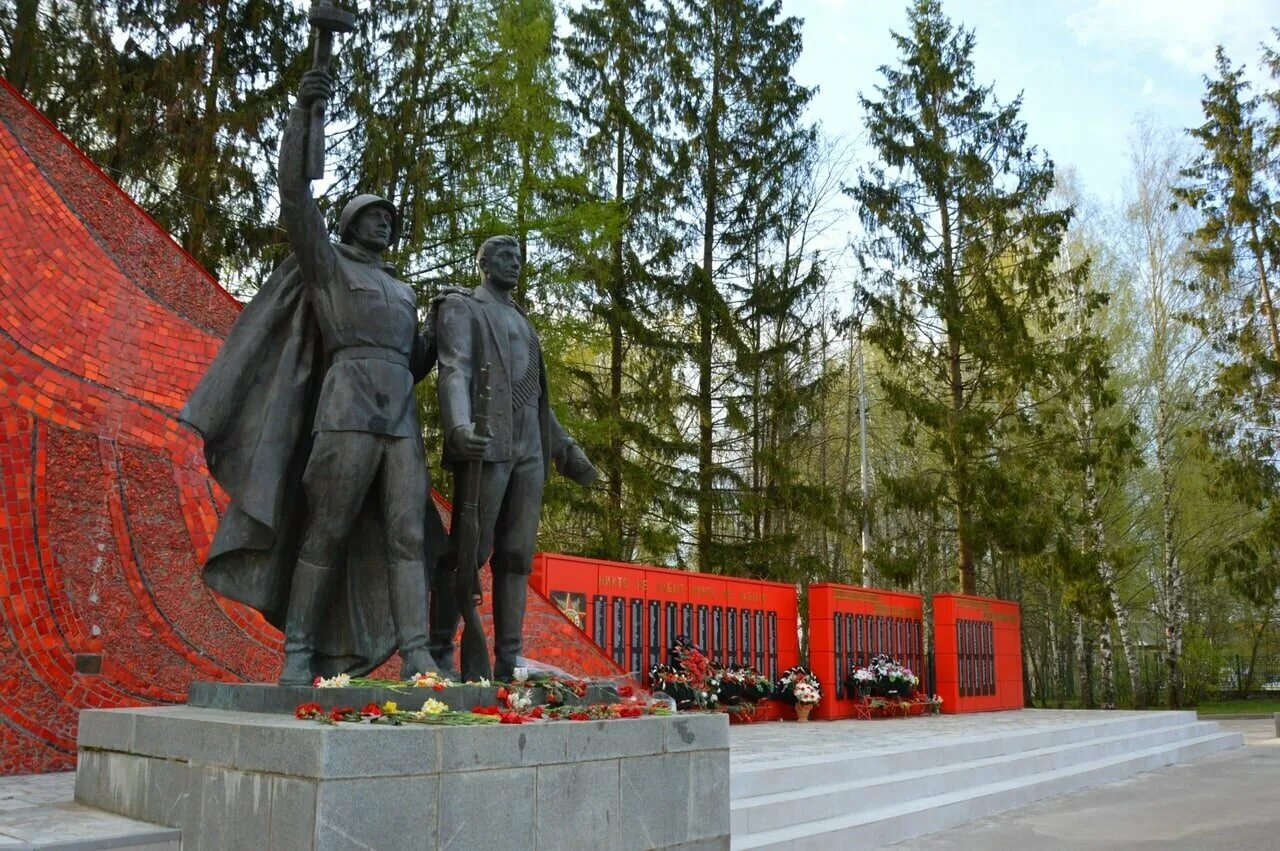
[435,286,580,480]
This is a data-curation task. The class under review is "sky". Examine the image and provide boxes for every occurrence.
[787,0,1279,206]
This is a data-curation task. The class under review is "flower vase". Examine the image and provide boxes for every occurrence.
[796,703,813,722]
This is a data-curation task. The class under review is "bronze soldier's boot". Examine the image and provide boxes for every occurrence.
[492,572,528,681]
[390,559,442,678]
[280,560,337,685]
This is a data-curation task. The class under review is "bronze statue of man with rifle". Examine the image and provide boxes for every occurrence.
[181,2,449,686]
[431,237,599,681]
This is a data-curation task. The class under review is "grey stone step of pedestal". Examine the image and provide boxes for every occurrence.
[187,680,616,715]
[0,802,179,850]
[731,719,1222,835]
[730,709,1198,799]
[730,729,1242,850]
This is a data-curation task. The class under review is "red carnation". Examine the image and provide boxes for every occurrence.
[618,685,635,698]
[528,706,544,719]
[432,682,447,691]
[496,687,509,701]
[360,703,382,718]
[569,711,590,721]
[499,712,524,724]
[294,702,322,720]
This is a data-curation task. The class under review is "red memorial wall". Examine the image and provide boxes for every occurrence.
[933,594,1023,713]
[530,553,800,683]
[808,584,925,720]
[0,79,620,775]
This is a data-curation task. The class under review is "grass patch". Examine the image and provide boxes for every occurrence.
[1193,698,1280,715]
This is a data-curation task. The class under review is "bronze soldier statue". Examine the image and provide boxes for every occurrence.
[431,237,599,680]
[181,68,447,685]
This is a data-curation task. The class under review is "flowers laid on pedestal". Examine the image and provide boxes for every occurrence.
[847,654,919,699]
[291,671,669,726]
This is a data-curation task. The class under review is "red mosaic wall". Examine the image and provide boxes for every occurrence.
[530,553,801,683]
[933,593,1023,713]
[808,583,925,720]
[0,79,620,775]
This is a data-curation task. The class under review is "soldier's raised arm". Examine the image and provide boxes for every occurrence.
[278,70,338,285]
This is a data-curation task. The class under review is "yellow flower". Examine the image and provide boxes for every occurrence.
[422,699,448,715]
[382,701,398,714]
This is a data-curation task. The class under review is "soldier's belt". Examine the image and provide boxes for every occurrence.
[329,346,410,368]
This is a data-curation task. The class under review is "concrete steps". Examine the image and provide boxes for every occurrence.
[0,801,179,849]
[730,711,1241,850]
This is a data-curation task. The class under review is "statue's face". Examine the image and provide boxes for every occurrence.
[351,206,394,253]
[484,242,521,291]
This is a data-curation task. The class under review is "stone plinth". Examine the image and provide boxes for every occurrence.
[75,706,729,851]
[188,681,616,714]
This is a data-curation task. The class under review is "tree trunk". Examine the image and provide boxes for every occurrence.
[1241,601,1275,695]
[181,1,230,263]
[1156,391,1184,708]
[858,329,872,587]
[696,46,721,574]
[1082,395,1142,706]
[1076,617,1095,709]
[6,0,38,93]
[605,123,627,560]
[1022,628,1036,707]
[840,326,856,582]
[1099,620,1116,708]
[935,191,972,594]
[1247,221,1280,364]
[751,264,763,546]
[515,141,530,306]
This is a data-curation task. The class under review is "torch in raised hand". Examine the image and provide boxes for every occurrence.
[304,1,356,181]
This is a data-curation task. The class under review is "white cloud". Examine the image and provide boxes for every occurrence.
[1066,0,1275,75]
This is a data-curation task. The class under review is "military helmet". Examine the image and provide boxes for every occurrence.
[338,193,400,244]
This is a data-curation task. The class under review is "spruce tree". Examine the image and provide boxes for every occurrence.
[664,0,812,572]
[562,0,692,562]
[1174,42,1280,694]
[334,0,488,284]
[723,138,848,581]
[469,0,570,303]
[1174,44,1280,487]
[849,0,1081,594]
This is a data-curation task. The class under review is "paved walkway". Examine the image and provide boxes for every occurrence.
[896,719,1279,850]
[0,771,72,812]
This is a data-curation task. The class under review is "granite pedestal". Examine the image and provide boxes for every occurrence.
[188,681,616,714]
[75,704,729,851]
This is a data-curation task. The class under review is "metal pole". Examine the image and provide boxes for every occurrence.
[858,322,871,587]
